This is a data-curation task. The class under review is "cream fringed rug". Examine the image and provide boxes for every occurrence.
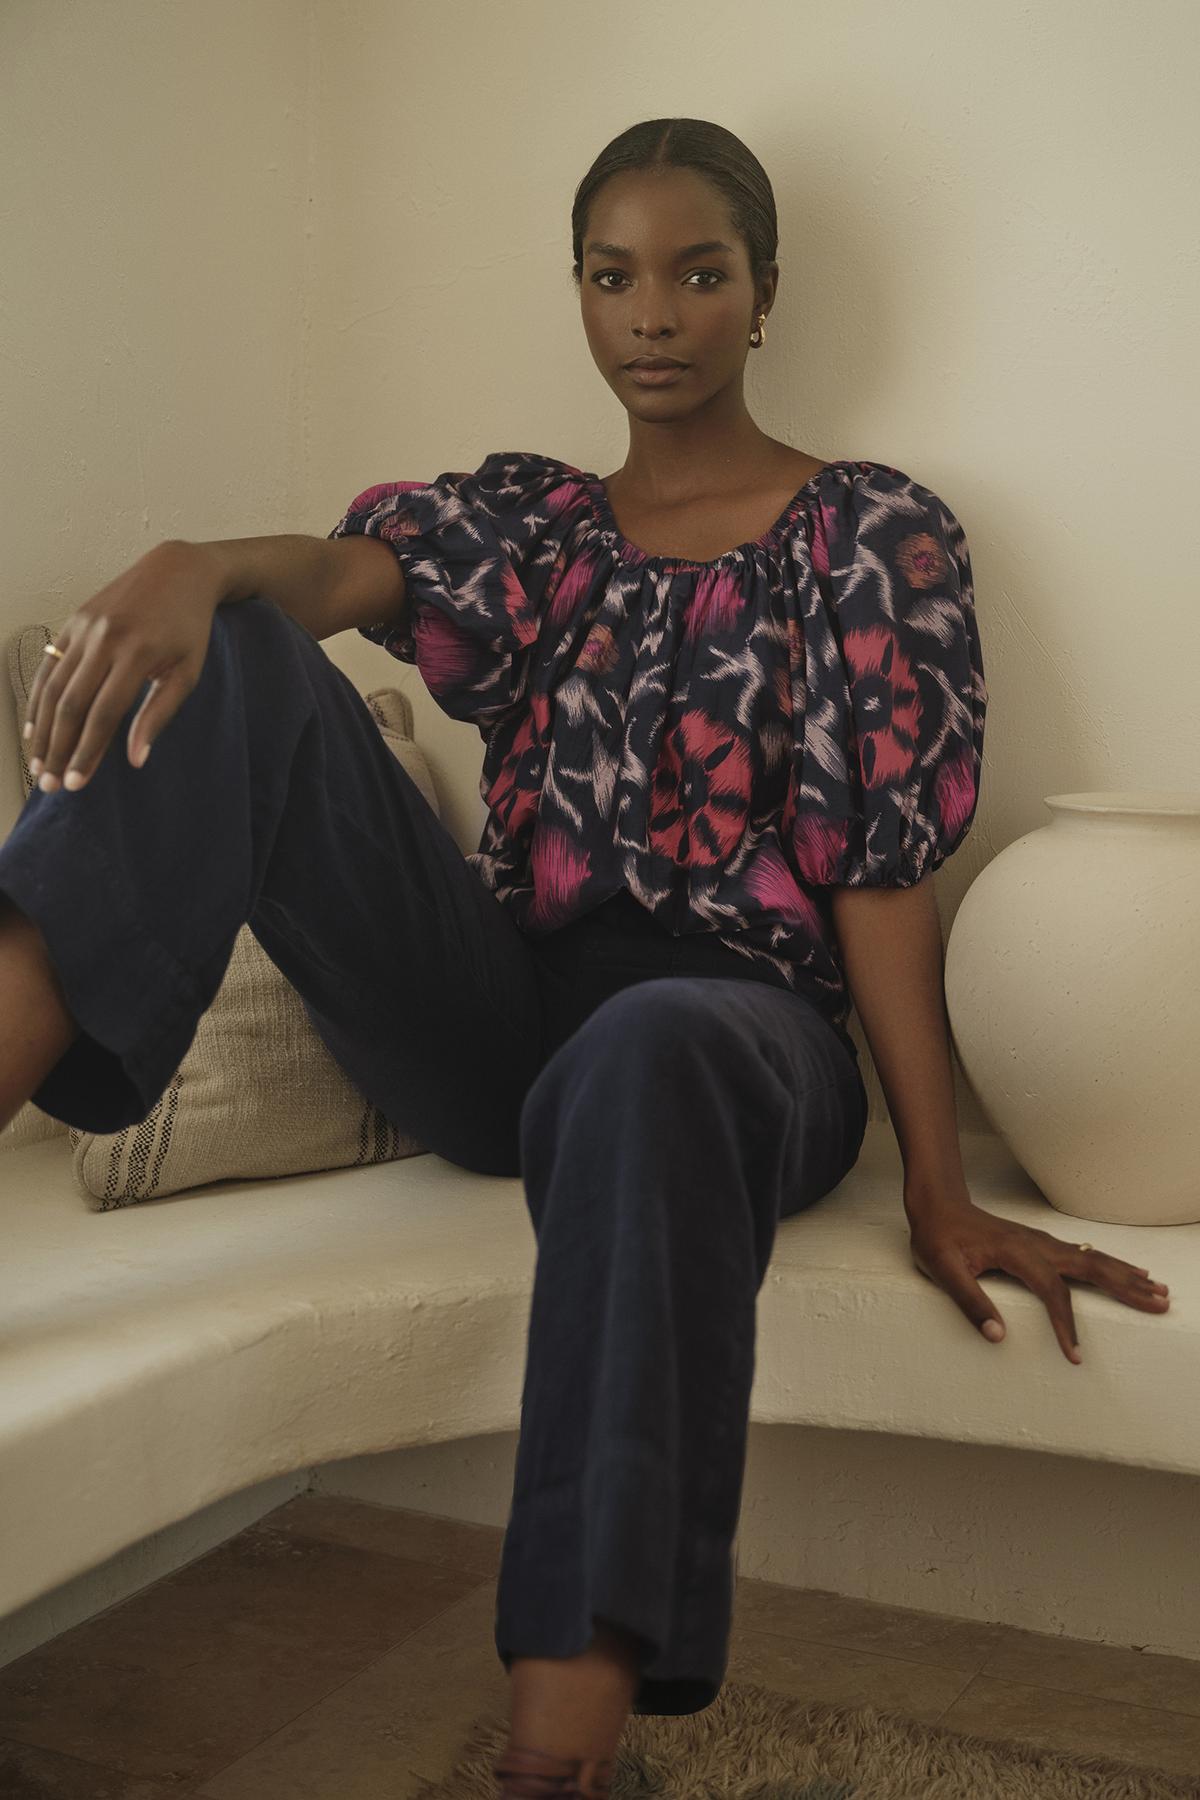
[412,1678,1197,1799]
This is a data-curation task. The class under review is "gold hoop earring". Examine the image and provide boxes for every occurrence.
[749,312,767,349]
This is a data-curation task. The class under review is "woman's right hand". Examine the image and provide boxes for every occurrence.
[23,539,225,795]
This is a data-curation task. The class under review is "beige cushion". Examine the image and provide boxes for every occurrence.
[6,617,435,1207]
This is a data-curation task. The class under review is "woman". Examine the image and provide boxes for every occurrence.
[2,118,1171,1800]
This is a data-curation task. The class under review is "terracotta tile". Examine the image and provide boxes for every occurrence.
[0,1528,479,1785]
[255,1494,503,1582]
[941,1673,1200,1784]
[733,1575,1007,1675]
[0,1734,184,1798]
[725,1617,969,1726]
[981,1620,1200,1717]
[194,1579,508,1799]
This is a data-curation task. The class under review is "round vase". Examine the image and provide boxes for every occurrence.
[943,790,1200,1226]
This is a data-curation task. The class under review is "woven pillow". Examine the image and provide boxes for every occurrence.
[6,616,436,1207]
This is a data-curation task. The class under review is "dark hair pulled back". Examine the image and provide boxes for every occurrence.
[571,118,778,289]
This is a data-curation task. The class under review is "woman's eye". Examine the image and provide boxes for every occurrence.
[592,270,723,290]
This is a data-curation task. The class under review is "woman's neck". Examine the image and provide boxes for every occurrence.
[610,394,780,505]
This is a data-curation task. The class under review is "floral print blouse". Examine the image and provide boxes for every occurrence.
[327,452,987,1037]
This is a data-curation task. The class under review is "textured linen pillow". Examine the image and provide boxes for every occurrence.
[7,617,438,1207]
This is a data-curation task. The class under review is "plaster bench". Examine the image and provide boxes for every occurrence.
[3,1116,1196,1671]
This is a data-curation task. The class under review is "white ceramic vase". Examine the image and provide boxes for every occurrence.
[943,790,1200,1227]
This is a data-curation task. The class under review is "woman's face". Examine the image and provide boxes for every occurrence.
[578,165,776,419]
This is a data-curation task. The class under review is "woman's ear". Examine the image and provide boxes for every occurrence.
[755,263,780,319]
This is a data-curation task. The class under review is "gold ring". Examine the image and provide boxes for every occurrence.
[43,642,65,661]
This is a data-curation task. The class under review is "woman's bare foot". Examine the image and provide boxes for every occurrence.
[501,1615,641,1783]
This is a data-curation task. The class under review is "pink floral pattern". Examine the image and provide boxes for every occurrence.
[327,454,987,1034]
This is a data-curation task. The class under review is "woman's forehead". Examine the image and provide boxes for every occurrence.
[584,170,738,254]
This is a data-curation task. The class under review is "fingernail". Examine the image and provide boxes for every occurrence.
[38,771,60,793]
[133,741,151,769]
[1069,1346,1083,1363]
[63,769,84,791]
[29,756,43,777]
[981,1320,1005,1342]
[23,721,33,739]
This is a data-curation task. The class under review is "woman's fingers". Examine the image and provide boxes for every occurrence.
[35,648,100,784]
[27,623,111,787]
[999,1246,1081,1361]
[123,676,167,771]
[923,1236,1110,1366]
[24,610,181,791]
[21,650,54,745]
[25,624,152,791]
[912,1210,1173,1367]
[1022,1243,1171,1362]
[23,630,65,763]
[1048,1265,1081,1361]
[1062,1245,1170,1309]
[24,633,76,777]
[39,664,167,791]
[911,1238,1013,1348]
[24,542,220,793]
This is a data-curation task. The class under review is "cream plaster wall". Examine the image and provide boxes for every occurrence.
[0,0,317,689]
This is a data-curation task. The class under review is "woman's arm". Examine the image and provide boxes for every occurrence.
[187,533,409,643]
[831,877,1174,1361]
[829,878,971,1219]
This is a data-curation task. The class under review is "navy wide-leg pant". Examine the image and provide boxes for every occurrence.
[0,595,869,1717]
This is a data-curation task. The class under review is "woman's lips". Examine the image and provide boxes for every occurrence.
[624,363,689,385]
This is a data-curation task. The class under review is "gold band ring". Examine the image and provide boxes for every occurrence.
[43,642,65,661]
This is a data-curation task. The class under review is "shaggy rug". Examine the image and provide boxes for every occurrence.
[412,1675,1198,1798]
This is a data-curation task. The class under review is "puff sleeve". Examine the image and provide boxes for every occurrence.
[790,466,987,888]
[326,451,577,731]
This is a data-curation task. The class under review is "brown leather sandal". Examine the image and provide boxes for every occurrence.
[492,1741,615,1798]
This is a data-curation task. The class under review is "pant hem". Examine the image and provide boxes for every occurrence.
[494,1445,731,1719]
[0,797,212,1132]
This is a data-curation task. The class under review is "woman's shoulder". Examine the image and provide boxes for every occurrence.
[822,457,924,495]
[471,450,588,489]
[435,452,589,523]
[821,460,967,546]
[841,458,958,508]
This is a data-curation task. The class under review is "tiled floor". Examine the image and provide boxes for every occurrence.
[0,1494,1198,1796]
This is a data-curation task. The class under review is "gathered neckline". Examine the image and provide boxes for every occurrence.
[574,457,861,571]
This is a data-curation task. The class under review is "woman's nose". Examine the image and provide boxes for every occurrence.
[630,320,679,344]
[629,292,680,339]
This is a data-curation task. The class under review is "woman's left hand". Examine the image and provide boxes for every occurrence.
[904,1195,1172,1364]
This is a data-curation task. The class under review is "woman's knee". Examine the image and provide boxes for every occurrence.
[198,594,325,721]
[210,592,305,657]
